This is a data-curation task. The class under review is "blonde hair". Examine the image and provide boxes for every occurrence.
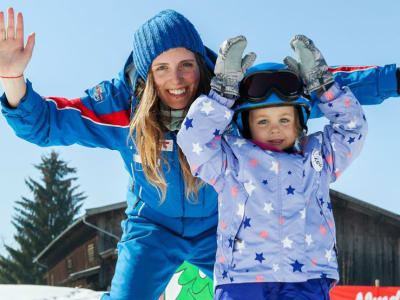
[129,53,212,202]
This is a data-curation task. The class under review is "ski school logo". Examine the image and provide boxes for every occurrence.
[161,140,173,151]
[93,84,104,102]
[311,149,323,172]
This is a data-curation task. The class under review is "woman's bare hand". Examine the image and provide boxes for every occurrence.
[0,7,35,77]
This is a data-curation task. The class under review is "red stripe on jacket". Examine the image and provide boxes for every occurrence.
[44,97,130,127]
[328,65,378,74]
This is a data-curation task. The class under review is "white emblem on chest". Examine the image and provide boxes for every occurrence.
[311,149,323,172]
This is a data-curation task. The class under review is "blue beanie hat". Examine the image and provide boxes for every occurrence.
[133,9,213,81]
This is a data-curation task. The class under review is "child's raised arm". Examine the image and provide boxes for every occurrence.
[177,36,255,183]
[285,35,367,181]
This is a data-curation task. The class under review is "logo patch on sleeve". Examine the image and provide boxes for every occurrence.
[93,84,104,102]
[311,149,323,172]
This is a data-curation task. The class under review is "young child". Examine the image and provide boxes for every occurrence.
[177,35,367,299]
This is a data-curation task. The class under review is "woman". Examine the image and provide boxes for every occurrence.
[0,7,398,300]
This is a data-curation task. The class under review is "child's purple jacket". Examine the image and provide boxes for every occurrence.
[177,83,367,286]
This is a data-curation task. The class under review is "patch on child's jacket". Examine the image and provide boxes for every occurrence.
[311,149,323,172]
[93,84,105,102]
[160,139,173,151]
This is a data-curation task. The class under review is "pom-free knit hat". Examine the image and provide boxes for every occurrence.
[132,9,213,81]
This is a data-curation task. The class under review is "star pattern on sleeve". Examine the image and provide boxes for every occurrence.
[234,138,246,148]
[201,100,215,115]
[347,137,355,144]
[347,120,357,129]
[192,143,203,155]
[184,117,193,130]
[224,110,232,119]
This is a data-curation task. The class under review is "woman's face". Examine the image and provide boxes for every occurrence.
[151,47,200,109]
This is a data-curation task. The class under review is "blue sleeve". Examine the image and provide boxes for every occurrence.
[1,76,133,150]
[310,64,398,118]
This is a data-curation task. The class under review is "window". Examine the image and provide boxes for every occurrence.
[87,243,95,263]
[66,257,73,273]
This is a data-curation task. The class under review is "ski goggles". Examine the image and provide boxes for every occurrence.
[237,69,305,106]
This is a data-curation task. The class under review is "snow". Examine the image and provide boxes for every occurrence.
[0,285,104,300]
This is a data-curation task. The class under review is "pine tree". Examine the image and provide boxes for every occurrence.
[0,151,86,283]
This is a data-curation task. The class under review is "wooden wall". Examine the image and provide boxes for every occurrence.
[46,236,98,286]
[332,193,400,286]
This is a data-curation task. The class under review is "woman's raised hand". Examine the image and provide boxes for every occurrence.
[0,7,35,78]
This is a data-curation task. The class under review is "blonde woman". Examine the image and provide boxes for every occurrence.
[1,7,399,300]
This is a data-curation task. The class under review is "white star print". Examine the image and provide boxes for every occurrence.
[237,203,245,217]
[300,208,306,219]
[347,120,357,129]
[224,110,232,120]
[270,161,279,174]
[244,180,256,196]
[325,249,333,262]
[234,138,246,148]
[305,234,313,246]
[264,202,274,214]
[333,123,340,129]
[315,134,323,144]
[192,143,203,155]
[201,101,214,115]
[236,239,246,254]
[282,236,293,248]
[272,264,279,272]
[331,142,337,152]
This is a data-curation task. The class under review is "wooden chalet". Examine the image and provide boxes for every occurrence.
[331,190,400,285]
[33,201,126,290]
[34,190,400,289]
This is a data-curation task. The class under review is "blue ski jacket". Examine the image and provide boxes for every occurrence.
[0,52,397,219]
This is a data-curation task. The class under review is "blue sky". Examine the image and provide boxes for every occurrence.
[0,0,399,256]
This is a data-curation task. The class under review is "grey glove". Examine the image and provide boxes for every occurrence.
[211,35,256,99]
[284,35,334,98]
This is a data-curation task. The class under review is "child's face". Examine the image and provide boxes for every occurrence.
[249,105,298,151]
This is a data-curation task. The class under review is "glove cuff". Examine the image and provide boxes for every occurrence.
[210,75,239,99]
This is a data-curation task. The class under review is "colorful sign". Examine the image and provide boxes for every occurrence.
[159,262,400,300]
[330,286,400,300]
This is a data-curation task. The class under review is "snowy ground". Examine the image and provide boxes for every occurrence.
[0,285,104,300]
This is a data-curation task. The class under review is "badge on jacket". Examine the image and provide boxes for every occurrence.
[311,149,323,172]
